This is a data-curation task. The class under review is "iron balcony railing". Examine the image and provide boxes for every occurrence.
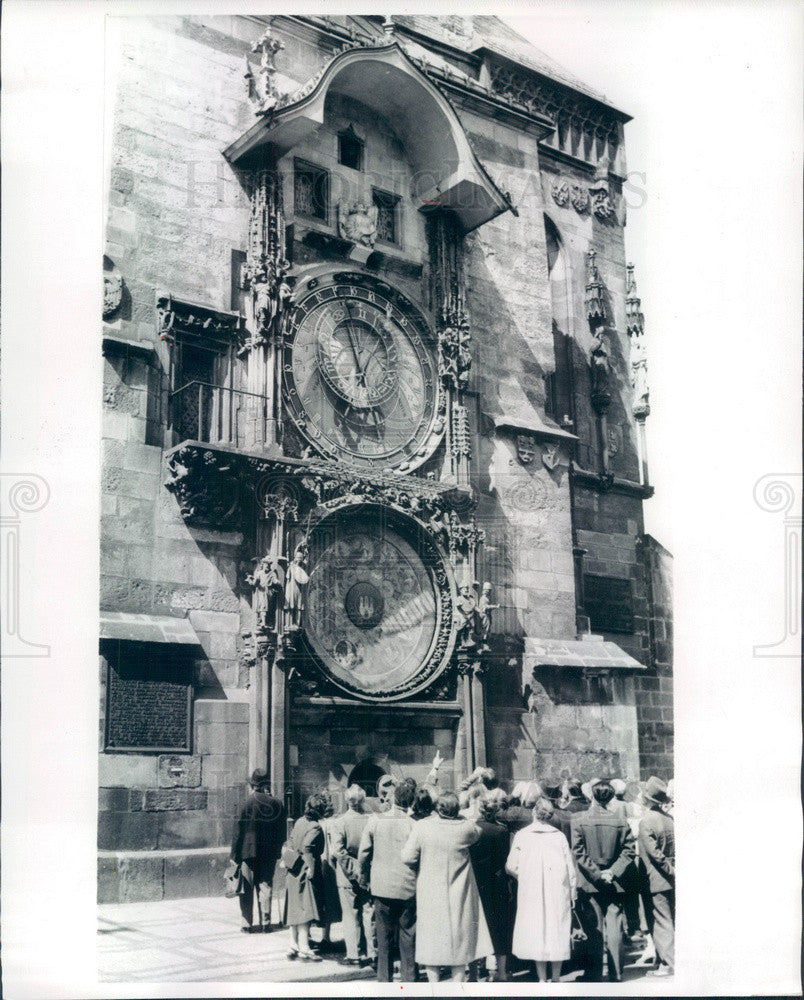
[170,381,270,449]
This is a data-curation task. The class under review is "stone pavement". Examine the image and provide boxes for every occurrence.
[99,895,666,985]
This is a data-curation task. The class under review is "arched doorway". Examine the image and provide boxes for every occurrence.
[348,760,387,797]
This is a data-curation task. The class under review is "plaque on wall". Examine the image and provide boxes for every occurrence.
[105,643,193,752]
[302,506,456,701]
[583,575,635,634]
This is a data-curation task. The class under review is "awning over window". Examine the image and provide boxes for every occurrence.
[525,635,646,671]
[99,613,201,647]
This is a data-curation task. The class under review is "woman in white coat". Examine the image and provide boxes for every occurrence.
[505,796,578,983]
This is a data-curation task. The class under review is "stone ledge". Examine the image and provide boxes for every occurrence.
[98,846,230,904]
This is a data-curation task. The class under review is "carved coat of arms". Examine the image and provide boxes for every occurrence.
[516,433,535,465]
[337,201,378,247]
[103,273,123,318]
[551,176,569,207]
[569,183,588,213]
[542,443,561,471]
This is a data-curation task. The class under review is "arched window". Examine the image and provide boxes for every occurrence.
[544,217,575,428]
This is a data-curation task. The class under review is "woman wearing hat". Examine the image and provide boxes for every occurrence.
[230,769,286,933]
[284,793,328,962]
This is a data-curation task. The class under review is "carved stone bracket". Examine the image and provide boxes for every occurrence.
[164,446,241,526]
[164,445,475,529]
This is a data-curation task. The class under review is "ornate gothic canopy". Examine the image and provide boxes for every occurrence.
[223,41,513,233]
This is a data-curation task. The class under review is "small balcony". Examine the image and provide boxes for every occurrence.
[170,381,272,451]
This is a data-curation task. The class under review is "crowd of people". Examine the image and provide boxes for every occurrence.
[230,761,675,983]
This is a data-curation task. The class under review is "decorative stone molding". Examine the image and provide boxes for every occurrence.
[156,294,242,348]
[626,263,649,418]
[240,169,293,354]
[584,250,606,324]
[245,26,284,115]
[488,61,625,172]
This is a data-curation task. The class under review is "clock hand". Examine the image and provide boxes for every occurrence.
[342,304,367,389]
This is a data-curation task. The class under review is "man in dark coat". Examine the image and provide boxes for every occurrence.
[230,768,286,932]
[571,778,636,982]
[564,779,591,814]
[357,778,417,982]
[639,776,675,976]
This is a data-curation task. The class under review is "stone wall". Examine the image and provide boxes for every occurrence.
[98,692,248,902]
[634,535,674,778]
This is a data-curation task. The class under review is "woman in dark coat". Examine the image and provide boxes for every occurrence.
[284,793,327,962]
[470,789,511,982]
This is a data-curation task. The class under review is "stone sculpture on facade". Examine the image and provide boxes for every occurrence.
[247,555,285,632]
[551,176,569,207]
[477,582,499,643]
[455,582,481,649]
[246,26,284,114]
[284,543,310,629]
[337,201,378,247]
[589,157,614,220]
[590,330,612,413]
[103,272,123,319]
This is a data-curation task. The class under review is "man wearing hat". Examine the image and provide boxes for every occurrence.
[570,778,636,981]
[230,768,286,932]
[639,777,675,976]
[542,784,573,842]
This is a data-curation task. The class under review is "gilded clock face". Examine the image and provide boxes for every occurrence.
[283,272,442,471]
[302,508,456,701]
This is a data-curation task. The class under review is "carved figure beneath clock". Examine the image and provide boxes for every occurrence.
[247,555,285,631]
[455,582,480,649]
[477,582,499,643]
[337,201,379,247]
[284,544,310,628]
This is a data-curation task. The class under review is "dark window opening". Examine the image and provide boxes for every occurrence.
[583,574,635,634]
[338,126,364,171]
[104,642,193,753]
[372,188,400,244]
[294,159,329,221]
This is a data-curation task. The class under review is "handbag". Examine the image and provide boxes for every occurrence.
[223,860,245,898]
[280,840,304,877]
[570,905,588,959]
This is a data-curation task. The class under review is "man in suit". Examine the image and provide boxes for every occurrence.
[230,768,286,933]
[357,778,417,982]
[639,776,675,976]
[571,778,636,982]
[329,784,376,968]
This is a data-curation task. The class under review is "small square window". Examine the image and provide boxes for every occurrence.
[338,126,364,171]
[372,188,400,245]
[294,159,329,221]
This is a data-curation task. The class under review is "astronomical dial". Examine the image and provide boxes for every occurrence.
[283,272,442,471]
[302,507,456,701]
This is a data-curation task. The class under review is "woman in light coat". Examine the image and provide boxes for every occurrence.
[401,791,493,982]
[283,793,327,962]
[505,796,578,983]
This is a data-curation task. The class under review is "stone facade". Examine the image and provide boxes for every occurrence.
[99,14,672,902]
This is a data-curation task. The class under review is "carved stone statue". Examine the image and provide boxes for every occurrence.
[455,582,480,649]
[477,582,499,642]
[630,332,649,413]
[103,273,123,319]
[337,201,378,247]
[247,555,284,632]
[590,330,611,412]
[284,544,310,628]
